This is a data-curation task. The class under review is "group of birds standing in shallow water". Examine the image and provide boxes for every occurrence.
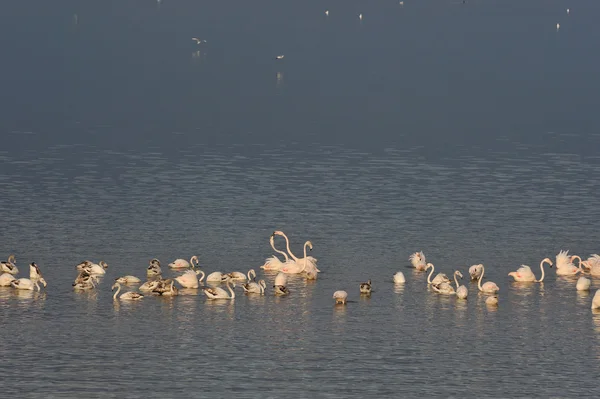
[2,231,600,310]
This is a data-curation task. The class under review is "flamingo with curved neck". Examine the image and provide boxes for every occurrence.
[281,241,314,274]
[508,258,553,282]
[203,279,236,299]
[477,265,499,293]
[261,235,290,271]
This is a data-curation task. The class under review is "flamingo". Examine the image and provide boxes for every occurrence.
[227,269,256,282]
[455,271,468,299]
[592,290,600,310]
[206,271,228,282]
[273,231,319,272]
[169,255,199,269]
[477,265,499,293]
[469,264,483,281]
[583,254,600,276]
[175,269,206,289]
[576,277,591,291]
[112,282,143,300]
[360,280,372,294]
[555,252,582,276]
[426,263,450,285]
[147,259,162,277]
[333,290,348,304]
[203,279,236,299]
[274,273,287,287]
[508,258,553,282]
[273,285,289,296]
[243,279,266,294]
[1,254,18,275]
[261,235,290,271]
[153,279,179,296]
[115,275,141,284]
[29,262,45,283]
[432,271,459,295]
[139,280,161,292]
[409,251,427,270]
[280,241,317,275]
[11,278,45,291]
[0,273,16,286]
[486,296,499,306]
[89,261,108,275]
[393,272,406,284]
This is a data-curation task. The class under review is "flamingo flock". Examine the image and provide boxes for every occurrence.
[1,238,600,310]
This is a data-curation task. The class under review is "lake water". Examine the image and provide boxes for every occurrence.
[1,0,600,397]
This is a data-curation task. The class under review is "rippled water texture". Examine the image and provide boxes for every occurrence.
[1,0,600,397]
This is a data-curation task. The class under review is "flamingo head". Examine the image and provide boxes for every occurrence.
[456,271,463,279]
[543,258,553,267]
[426,263,434,270]
[306,241,313,251]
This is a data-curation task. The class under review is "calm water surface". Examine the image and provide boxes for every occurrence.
[1,0,600,397]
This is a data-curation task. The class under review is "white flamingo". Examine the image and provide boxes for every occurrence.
[274,273,287,287]
[333,290,348,304]
[203,279,236,299]
[112,282,143,300]
[455,271,468,299]
[281,241,315,274]
[206,271,228,282]
[89,261,108,275]
[477,265,499,293]
[508,258,553,282]
[426,263,450,285]
[1,254,18,275]
[486,296,499,306]
[469,264,483,281]
[576,277,591,291]
[261,235,290,271]
[29,262,45,283]
[227,269,256,282]
[175,270,206,289]
[169,255,199,269]
[243,279,266,294]
[147,259,162,277]
[393,272,406,284]
[592,290,600,309]
[555,250,581,275]
[273,231,319,272]
[583,254,600,276]
[139,280,161,292]
[11,278,45,291]
[409,251,427,270]
[0,273,16,286]
[432,272,458,295]
[115,275,141,284]
[274,285,289,295]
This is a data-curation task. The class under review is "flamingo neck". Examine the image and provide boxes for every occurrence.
[271,238,289,262]
[538,260,547,282]
[281,233,300,262]
[454,272,460,289]
[198,270,205,283]
[113,284,121,300]
[427,264,435,284]
[227,280,235,299]
[478,266,485,290]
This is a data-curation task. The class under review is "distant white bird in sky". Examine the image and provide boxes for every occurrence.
[276,55,285,60]
[192,38,207,44]
[566,8,570,15]
[325,10,329,16]
[359,13,363,21]
[556,23,560,31]
[399,1,404,5]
